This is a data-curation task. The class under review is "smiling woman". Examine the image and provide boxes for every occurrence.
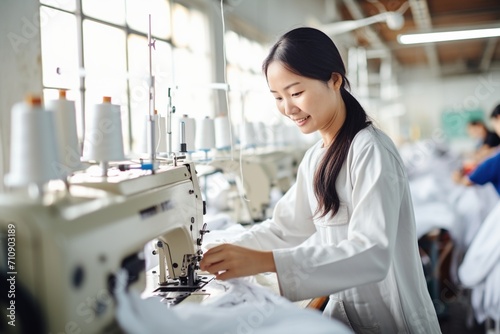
[200,27,442,334]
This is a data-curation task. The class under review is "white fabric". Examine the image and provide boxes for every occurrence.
[401,141,499,285]
[458,201,500,323]
[405,149,499,243]
[114,270,352,334]
[447,184,499,251]
[230,126,441,334]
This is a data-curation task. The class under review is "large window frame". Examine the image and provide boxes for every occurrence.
[40,0,211,153]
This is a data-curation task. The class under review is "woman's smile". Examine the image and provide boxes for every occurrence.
[293,115,310,126]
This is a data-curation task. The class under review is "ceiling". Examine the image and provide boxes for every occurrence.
[334,0,500,76]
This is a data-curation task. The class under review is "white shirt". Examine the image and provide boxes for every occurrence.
[231,126,441,334]
[458,201,500,323]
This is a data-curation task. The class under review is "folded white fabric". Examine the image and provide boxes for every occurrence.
[413,202,455,239]
[114,270,352,334]
[459,201,500,286]
[458,201,500,323]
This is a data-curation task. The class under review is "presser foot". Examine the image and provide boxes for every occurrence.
[152,275,213,305]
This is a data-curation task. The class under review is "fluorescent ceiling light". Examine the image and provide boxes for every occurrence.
[398,27,500,44]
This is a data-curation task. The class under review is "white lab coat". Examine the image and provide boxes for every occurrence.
[231,126,441,333]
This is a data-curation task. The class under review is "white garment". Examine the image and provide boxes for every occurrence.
[230,126,441,334]
[458,201,500,323]
[114,270,352,334]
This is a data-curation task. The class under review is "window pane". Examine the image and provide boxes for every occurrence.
[251,41,266,73]
[40,7,78,89]
[82,0,126,25]
[171,3,190,48]
[227,64,242,90]
[173,48,211,86]
[128,34,173,151]
[171,4,208,53]
[40,0,76,12]
[83,20,127,90]
[189,9,208,54]
[239,36,253,71]
[172,48,213,120]
[225,31,240,65]
[83,20,129,152]
[126,0,171,39]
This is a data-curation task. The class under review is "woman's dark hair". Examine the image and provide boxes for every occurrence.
[491,104,500,118]
[467,120,485,127]
[262,27,371,218]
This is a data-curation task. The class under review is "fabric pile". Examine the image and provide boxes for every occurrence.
[114,270,352,334]
[458,202,500,326]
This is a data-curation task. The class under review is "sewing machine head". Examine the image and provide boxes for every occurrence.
[0,162,207,333]
[208,148,305,223]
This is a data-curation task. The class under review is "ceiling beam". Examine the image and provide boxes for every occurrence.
[407,0,440,75]
[479,38,498,72]
[342,0,391,54]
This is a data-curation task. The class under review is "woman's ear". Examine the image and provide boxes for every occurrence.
[330,73,343,90]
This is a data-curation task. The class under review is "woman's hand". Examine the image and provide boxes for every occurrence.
[199,244,276,280]
[451,169,464,184]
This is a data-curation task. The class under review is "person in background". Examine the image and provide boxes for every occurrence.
[200,27,441,333]
[466,113,500,163]
[453,106,500,196]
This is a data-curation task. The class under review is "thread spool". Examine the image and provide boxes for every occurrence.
[157,115,166,153]
[240,121,256,149]
[45,89,83,176]
[268,123,285,147]
[253,121,268,147]
[82,96,125,163]
[5,95,61,187]
[176,114,196,153]
[139,111,166,154]
[214,115,232,150]
[195,116,216,152]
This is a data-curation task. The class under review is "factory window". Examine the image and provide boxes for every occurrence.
[39,0,211,154]
[224,30,281,145]
[170,3,213,127]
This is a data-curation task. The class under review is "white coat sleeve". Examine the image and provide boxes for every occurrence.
[273,141,403,301]
[229,159,317,251]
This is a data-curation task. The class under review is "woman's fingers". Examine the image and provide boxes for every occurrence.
[216,269,237,281]
[199,244,276,280]
[199,244,228,270]
[202,259,232,275]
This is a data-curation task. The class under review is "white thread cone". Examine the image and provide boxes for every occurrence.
[5,97,61,187]
[214,115,231,150]
[82,97,125,162]
[139,114,167,154]
[195,116,216,152]
[172,114,196,153]
[45,90,84,176]
[240,121,256,149]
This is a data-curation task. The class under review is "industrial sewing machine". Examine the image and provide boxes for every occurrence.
[208,147,305,223]
[0,161,214,333]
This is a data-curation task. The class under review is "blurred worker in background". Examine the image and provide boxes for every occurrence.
[201,27,440,334]
[466,112,500,163]
[453,105,500,195]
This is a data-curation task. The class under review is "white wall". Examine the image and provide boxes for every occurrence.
[225,0,354,57]
[224,0,333,39]
[398,67,500,151]
[0,0,43,192]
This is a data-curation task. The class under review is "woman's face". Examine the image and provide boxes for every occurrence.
[466,124,486,139]
[266,61,345,146]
